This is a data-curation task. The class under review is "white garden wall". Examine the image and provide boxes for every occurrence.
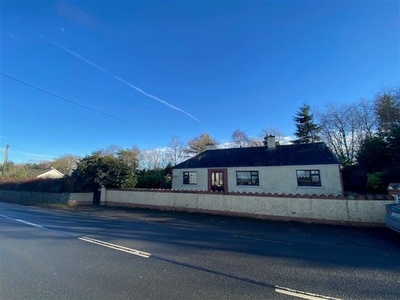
[102,188,393,226]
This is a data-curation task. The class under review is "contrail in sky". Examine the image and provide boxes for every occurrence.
[47,39,200,122]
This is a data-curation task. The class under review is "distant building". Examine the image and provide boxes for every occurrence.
[28,168,64,179]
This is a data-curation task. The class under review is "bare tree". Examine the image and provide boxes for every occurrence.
[37,160,52,170]
[259,126,285,145]
[231,129,250,147]
[357,98,377,139]
[374,87,400,133]
[51,154,81,175]
[139,148,169,170]
[2,162,29,179]
[247,138,264,147]
[167,136,187,165]
[186,133,218,155]
[93,145,122,157]
[316,99,377,166]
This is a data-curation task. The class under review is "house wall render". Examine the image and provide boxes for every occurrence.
[172,164,343,196]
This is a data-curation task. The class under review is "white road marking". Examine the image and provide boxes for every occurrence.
[0,213,45,229]
[0,213,343,298]
[79,236,151,258]
[0,213,16,221]
[0,214,72,236]
[15,219,45,229]
[1,213,151,258]
[275,286,343,300]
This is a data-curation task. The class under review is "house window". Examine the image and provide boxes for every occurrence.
[296,170,321,186]
[183,171,197,185]
[236,171,259,186]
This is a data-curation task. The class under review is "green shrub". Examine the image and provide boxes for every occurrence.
[367,172,386,192]
[135,175,171,189]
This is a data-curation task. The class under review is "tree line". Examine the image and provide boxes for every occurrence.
[293,87,399,192]
[1,86,398,193]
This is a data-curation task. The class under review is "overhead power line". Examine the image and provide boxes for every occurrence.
[0,72,188,140]
[6,145,57,158]
[0,144,58,163]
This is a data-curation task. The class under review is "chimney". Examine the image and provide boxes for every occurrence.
[267,135,276,148]
[205,143,216,151]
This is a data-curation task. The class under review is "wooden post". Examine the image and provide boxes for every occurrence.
[2,145,9,177]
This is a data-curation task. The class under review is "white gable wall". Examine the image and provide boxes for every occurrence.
[37,169,64,179]
[172,164,342,196]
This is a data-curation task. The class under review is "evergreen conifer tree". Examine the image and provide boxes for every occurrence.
[292,104,321,144]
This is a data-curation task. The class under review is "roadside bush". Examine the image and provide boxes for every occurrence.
[135,175,171,189]
[367,172,386,191]
[71,154,133,191]
[121,174,137,189]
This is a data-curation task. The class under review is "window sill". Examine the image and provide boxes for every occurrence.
[297,186,322,189]
[236,185,260,187]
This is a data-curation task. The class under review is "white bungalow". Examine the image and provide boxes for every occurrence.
[172,137,343,196]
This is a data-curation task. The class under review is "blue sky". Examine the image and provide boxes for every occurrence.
[1,0,399,163]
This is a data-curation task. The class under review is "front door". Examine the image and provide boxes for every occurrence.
[208,169,228,193]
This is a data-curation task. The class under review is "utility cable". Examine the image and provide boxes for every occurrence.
[0,72,188,140]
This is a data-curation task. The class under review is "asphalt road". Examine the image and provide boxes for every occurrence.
[1,201,399,300]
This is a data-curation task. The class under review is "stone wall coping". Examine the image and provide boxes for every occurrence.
[107,188,391,200]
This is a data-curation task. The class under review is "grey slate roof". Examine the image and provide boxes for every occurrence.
[173,142,339,169]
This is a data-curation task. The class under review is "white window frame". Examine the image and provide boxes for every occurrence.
[183,171,197,185]
[236,171,259,186]
[296,170,321,187]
